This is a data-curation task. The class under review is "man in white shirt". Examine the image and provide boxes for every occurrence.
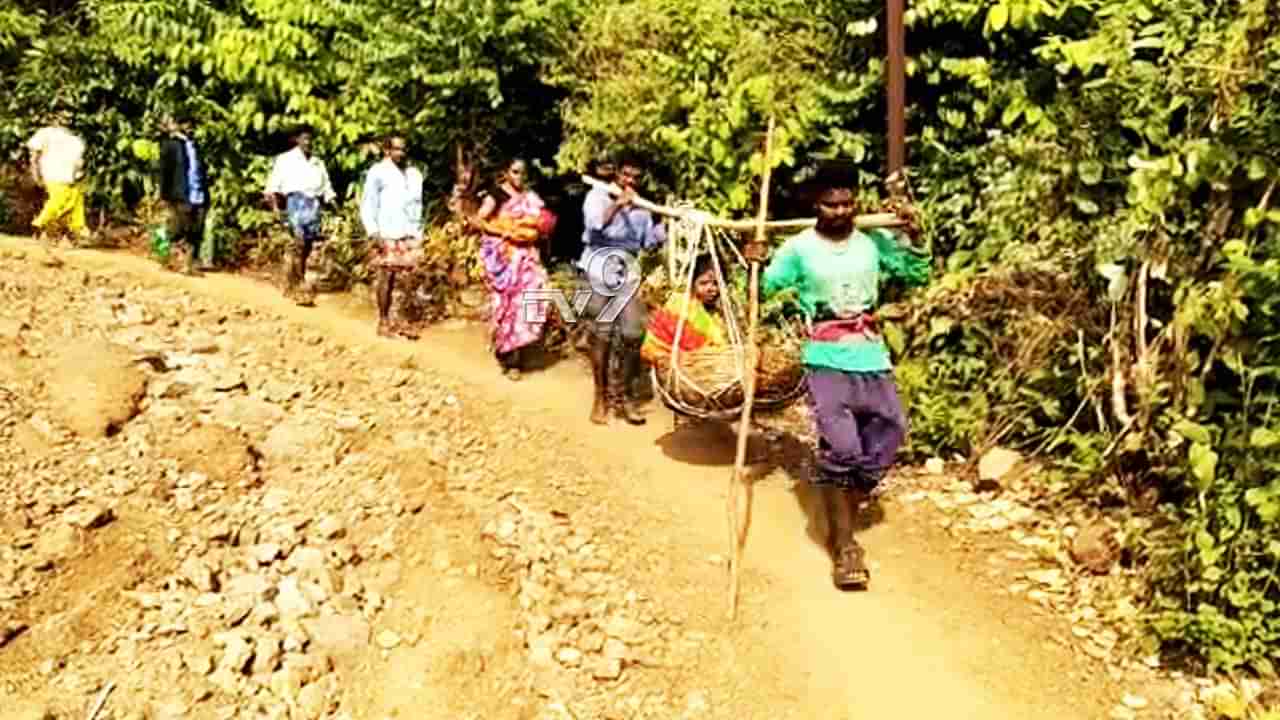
[27,111,89,246]
[360,134,424,339]
[264,125,336,306]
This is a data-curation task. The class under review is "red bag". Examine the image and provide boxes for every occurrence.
[537,207,558,238]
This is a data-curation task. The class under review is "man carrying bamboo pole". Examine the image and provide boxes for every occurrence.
[578,153,667,426]
[743,162,928,589]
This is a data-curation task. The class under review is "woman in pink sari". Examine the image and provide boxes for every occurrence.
[473,158,557,380]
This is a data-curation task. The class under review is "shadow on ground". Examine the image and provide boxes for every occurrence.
[653,418,887,560]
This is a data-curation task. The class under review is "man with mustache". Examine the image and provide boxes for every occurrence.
[744,162,929,591]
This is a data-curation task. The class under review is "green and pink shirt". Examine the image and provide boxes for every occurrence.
[761,226,930,374]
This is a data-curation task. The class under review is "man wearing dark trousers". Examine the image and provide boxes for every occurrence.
[579,154,667,425]
[157,115,211,276]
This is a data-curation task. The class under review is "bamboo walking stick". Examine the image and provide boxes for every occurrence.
[727,117,775,619]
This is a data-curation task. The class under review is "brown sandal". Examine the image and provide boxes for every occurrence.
[833,542,871,590]
[392,321,419,340]
[377,320,418,340]
[288,286,316,307]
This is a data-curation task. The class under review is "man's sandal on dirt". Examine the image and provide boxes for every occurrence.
[393,321,419,340]
[289,286,316,307]
[377,320,419,341]
[832,542,871,590]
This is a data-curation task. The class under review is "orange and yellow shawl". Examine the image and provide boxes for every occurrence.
[641,292,728,366]
[482,214,542,244]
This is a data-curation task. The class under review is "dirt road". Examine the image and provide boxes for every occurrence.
[0,235,1136,719]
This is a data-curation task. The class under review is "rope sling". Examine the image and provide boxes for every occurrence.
[581,180,903,423]
[649,210,809,421]
[585,127,909,619]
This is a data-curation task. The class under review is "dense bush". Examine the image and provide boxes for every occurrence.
[894,0,1280,675]
[2,0,1279,674]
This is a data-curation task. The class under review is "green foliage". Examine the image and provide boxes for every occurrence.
[0,0,578,254]
[895,355,991,456]
[1140,233,1280,676]
[551,0,887,213]
[893,0,1280,674]
[0,3,41,54]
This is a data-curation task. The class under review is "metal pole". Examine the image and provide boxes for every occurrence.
[886,0,906,178]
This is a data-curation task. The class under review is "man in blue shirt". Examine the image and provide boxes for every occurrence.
[579,154,667,425]
[568,154,616,357]
[158,115,210,276]
[576,153,616,266]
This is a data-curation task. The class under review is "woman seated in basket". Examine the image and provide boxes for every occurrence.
[641,254,728,368]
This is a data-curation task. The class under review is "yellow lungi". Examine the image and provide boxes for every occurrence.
[32,182,86,234]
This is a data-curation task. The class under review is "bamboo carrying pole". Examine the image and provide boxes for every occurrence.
[580,176,904,232]
[726,118,775,619]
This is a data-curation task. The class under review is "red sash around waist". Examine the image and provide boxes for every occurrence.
[810,314,880,342]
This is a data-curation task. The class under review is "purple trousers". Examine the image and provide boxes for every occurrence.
[805,368,907,492]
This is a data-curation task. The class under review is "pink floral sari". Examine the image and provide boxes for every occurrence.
[478,190,553,355]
